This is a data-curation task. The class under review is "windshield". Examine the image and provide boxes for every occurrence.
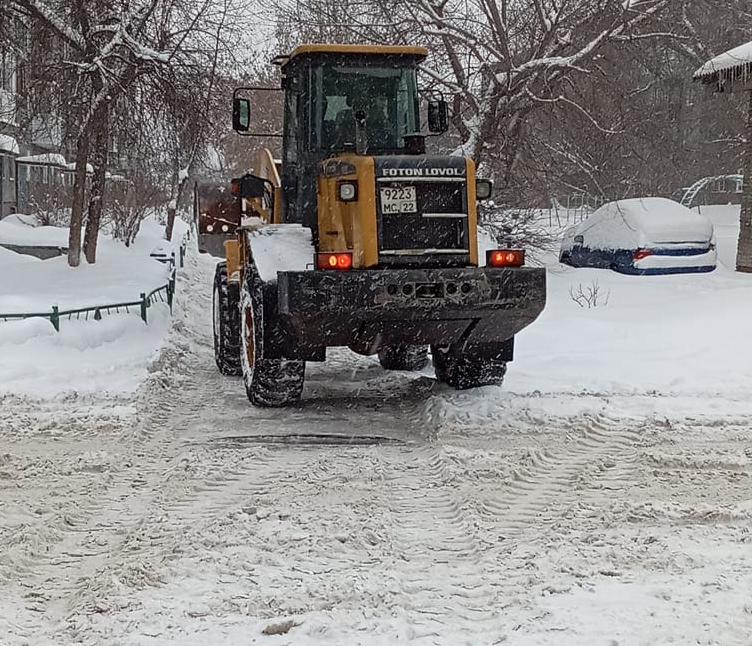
[312,64,419,153]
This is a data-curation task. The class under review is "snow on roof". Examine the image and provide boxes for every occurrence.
[0,134,20,155]
[588,197,713,246]
[694,41,752,79]
[16,153,68,167]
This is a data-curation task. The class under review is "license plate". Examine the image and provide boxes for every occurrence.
[380,186,417,214]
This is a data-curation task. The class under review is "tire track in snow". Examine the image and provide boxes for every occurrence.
[377,439,508,639]
[0,265,205,638]
[9,247,722,646]
[469,413,642,546]
[51,252,443,631]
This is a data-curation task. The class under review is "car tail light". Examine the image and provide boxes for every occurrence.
[317,252,353,270]
[487,249,525,268]
[633,249,653,261]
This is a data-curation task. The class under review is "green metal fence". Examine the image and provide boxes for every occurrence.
[0,268,176,331]
[0,236,187,331]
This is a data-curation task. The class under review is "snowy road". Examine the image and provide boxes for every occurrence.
[2,253,752,645]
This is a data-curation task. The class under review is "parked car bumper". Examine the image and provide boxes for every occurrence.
[626,248,717,275]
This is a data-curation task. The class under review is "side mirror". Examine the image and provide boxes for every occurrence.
[476,179,493,200]
[231,173,268,199]
[428,100,449,134]
[574,235,584,245]
[232,98,251,132]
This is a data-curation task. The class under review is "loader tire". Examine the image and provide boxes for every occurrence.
[431,344,507,390]
[377,345,429,371]
[240,268,305,407]
[213,262,241,376]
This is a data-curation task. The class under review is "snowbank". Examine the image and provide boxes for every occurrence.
[0,311,170,396]
[0,215,70,247]
[507,205,752,400]
[0,215,189,397]
[0,246,41,267]
[0,218,175,312]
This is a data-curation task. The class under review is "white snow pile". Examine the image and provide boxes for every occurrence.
[0,214,70,248]
[0,216,188,397]
[505,204,752,400]
[0,245,41,267]
[695,40,752,78]
[247,224,315,281]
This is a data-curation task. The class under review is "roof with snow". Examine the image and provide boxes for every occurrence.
[16,153,68,167]
[0,134,20,155]
[65,162,95,174]
[694,41,752,91]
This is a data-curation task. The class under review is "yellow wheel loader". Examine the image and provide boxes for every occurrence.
[208,44,546,407]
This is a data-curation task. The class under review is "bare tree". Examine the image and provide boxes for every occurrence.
[106,171,165,247]
[2,0,252,265]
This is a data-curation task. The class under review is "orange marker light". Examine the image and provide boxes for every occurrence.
[317,252,353,270]
[487,249,525,268]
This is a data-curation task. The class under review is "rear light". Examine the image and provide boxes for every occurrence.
[317,252,353,270]
[633,249,653,261]
[487,249,525,268]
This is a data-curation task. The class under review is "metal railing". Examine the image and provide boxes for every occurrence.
[0,237,187,331]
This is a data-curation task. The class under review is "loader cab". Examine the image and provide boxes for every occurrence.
[276,45,430,231]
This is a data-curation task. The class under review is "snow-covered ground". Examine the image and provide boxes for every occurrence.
[509,204,752,401]
[1,205,751,645]
[0,216,186,396]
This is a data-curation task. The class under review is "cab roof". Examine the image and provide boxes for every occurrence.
[274,44,428,67]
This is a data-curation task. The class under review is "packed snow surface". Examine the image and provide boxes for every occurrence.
[695,40,752,77]
[573,197,713,249]
[1,206,751,645]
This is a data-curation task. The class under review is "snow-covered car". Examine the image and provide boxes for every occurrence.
[559,197,716,275]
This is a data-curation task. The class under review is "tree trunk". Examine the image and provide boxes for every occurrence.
[166,174,190,242]
[738,91,752,273]
[165,199,177,242]
[166,180,187,242]
[83,105,110,264]
[67,136,90,267]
